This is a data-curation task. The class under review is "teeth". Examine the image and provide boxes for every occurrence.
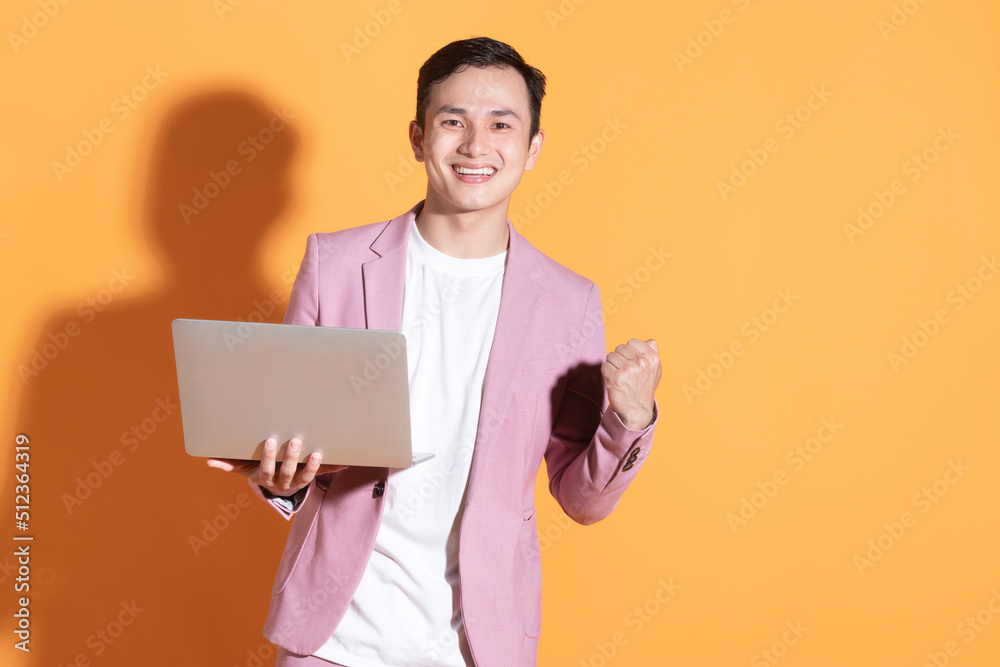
[454,166,495,176]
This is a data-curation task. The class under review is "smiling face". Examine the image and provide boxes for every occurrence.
[409,65,544,220]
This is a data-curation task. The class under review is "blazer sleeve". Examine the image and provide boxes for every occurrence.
[543,282,660,526]
[248,233,326,519]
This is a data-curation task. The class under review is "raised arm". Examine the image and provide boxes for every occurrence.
[544,283,662,525]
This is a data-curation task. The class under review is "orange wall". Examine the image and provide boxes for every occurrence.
[2,1,999,666]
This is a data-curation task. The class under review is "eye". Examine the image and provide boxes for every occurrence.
[443,119,462,127]
[493,122,510,129]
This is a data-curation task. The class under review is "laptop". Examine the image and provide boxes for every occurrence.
[171,318,432,468]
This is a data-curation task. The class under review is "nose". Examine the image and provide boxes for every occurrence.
[458,122,489,158]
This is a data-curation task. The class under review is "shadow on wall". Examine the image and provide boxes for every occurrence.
[15,89,301,667]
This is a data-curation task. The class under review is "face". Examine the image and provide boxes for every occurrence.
[409,65,544,218]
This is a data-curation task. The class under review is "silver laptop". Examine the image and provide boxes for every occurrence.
[171,318,432,468]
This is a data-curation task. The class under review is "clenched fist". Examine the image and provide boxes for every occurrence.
[601,338,661,430]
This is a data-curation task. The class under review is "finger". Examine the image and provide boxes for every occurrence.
[615,342,639,361]
[628,338,660,361]
[306,452,347,474]
[258,438,278,482]
[276,438,303,489]
[604,352,620,370]
[605,348,631,370]
[206,458,235,472]
[297,452,322,486]
[625,339,660,367]
[208,459,258,477]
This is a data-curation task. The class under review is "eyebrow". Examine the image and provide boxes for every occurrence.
[434,105,522,121]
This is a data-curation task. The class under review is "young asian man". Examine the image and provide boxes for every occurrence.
[208,36,662,667]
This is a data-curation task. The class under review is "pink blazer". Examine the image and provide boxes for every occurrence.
[250,201,659,666]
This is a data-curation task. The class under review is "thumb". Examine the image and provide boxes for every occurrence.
[207,459,235,472]
[646,338,658,351]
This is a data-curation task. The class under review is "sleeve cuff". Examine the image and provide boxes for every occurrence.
[258,485,308,512]
[607,400,659,437]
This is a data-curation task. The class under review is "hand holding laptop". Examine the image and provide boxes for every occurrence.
[206,437,348,498]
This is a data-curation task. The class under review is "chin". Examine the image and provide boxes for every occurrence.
[432,189,502,213]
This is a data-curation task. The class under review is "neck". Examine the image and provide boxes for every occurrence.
[414,197,510,259]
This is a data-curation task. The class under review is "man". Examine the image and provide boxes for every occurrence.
[208,36,662,666]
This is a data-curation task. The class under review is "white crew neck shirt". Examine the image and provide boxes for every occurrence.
[314,218,508,666]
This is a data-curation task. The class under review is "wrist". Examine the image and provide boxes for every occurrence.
[618,405,654,430]
[259,484,304,499]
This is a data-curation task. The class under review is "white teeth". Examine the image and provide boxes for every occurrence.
[454,166,495,176]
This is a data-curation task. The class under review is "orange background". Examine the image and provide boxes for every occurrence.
[2,1,999,666]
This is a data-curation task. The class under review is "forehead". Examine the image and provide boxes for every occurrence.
[428,65,530,114]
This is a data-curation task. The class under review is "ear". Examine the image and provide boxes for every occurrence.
[523,128,545,172]
[408,120,426,162]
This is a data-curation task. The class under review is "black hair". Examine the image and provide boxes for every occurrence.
[416,36,546,141]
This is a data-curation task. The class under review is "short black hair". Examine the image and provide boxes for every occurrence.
[415,36,546,141]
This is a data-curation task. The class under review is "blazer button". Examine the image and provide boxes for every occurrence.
[373,481,385,498]
[622,461,634,472]
[630,447,641,458]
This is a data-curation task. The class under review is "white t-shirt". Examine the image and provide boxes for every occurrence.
[314,219,507,666]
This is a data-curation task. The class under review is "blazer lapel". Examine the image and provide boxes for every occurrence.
[468,220,546,492]
[361,204,417,331]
